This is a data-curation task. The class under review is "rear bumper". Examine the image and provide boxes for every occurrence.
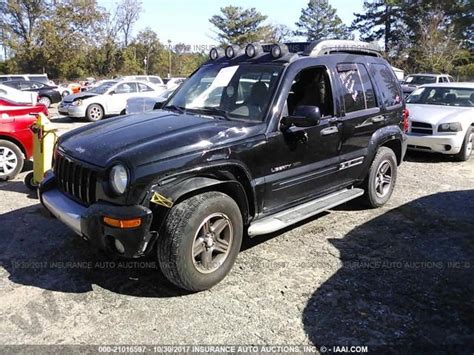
[407,133,463,154]
[39,172,154,258]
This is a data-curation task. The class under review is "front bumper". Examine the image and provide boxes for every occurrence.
[407,133,464,154]
[39,174,154,258]
[58,104,87,118]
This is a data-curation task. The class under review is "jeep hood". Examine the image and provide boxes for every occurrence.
[59,110,259,167]
[407,104,472,125]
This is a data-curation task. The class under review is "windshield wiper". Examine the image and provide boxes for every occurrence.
[196,107,231,120]
[164,105,185,114]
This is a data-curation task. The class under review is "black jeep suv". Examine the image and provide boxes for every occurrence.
[39,40,408,291]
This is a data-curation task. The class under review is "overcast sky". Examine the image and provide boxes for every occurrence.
[98,0,365,46]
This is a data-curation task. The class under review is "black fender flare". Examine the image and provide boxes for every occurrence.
[146,175,250,231]
[364,125,407,170]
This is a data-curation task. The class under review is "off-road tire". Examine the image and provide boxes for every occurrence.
[361,146,398,208]
[0,140,24,181]
[157,191,243,292]
[455,127,472,162]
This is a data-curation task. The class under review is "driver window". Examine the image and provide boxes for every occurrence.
[287,67,333,117]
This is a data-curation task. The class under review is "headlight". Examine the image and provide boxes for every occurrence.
[438,122,462,132]
[109,164,129,195]
[72,99,83,106]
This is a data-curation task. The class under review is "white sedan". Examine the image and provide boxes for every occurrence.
[406,82,474,161]
[58,80,163,121]
[0,83,37,105]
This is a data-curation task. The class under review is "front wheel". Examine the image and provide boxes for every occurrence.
[86,104,104,122]
[157,191,243,291]
[455,127,472,162]
[361,146,398,208]
[0,140,24,181]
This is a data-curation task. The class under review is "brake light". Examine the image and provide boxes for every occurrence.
[402,108,409,133]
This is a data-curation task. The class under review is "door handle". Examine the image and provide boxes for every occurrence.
[321,126,339,136]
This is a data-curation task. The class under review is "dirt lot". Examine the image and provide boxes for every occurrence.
[1,108,473,352]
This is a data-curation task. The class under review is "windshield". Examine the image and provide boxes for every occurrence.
[403,75,437,85]
[89,81,116,95]
[406,87,474,107]
[165,64,283,121]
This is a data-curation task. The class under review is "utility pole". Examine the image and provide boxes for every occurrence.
[168,39,172,79]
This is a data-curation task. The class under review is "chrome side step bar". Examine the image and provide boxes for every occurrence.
[248,188,364,237]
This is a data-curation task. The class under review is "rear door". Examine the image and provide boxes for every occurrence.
[334,62,384,184]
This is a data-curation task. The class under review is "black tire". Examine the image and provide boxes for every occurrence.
[0,140,24,181]
[86,104,104,122]
[361,146,398,208]
[157,191,243,291]
[455,127,472,162]
[24,171,38,191]
[38,96,51,107]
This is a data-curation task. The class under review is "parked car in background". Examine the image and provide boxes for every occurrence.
[59,80,162,121]
[2,80,62,107]
[0,84,38,105]
[125,87,177,114]
[119,75,167,92]
[0,73,51,85]
[0,100,48,180]
[402,74,454,96]
[164,77,186,89]
[59,83,81,97]
[406,82,474,161]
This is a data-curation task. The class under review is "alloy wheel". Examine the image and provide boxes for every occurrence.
[0,147,18,175]
[375,160,392,198]
[192,213,233,274]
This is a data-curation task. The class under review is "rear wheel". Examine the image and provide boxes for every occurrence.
[0,140,24,181]
[361,146,398,208]
[455,127,472,162]
[157,191,243,291]
[86,104,104,122]
[38,96,51,107]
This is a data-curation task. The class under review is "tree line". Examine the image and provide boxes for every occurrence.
[1,0,473,81]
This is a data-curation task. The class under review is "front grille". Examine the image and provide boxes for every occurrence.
[54,152,97,205]
[411,121,433,135]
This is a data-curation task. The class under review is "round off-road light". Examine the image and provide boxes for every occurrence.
[245,43,263,58]
[271,44,288,58]
[209,47,223,60]
[114,238,125,254]
[225,45,241,59]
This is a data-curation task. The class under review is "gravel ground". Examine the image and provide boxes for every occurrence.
[0,108,473,352]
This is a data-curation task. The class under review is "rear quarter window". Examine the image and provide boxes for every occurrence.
[372,64,402,107]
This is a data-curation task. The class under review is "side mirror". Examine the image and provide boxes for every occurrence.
[109,90,115,95]
[281,105,321,129]
[153,101,165,110]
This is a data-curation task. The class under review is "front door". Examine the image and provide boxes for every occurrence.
[107,82,138,114]
[262,66,343,214]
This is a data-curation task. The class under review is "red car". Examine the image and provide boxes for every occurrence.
[0,98,48,180]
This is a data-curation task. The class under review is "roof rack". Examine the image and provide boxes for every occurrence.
[300,40,383,57]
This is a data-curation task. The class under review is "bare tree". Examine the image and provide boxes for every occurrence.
[414,10,466,73]
[115,0,142,47]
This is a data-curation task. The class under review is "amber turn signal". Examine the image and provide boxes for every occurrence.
[103,216,142,229]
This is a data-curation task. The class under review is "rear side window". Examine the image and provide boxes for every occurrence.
[337,64,365,113]
[357,64,377,109]
[138,83,153,92]
[372,64,402,107]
